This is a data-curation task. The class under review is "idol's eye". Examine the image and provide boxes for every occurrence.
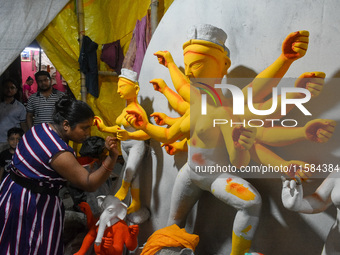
[191,61,203,71]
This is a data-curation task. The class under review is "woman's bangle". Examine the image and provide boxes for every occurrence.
[102,160,113,172]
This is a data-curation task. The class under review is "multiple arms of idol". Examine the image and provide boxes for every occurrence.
[106,30,335,173]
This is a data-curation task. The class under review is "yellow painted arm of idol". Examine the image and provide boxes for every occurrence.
[220,122,256,168]
[161,138,188,155]
[125,109,189,144]
[244,71,326,120]
[243,30,309,103]
[93,116,120,133]
[285,71,325,101]
[150,112,181,126]
[281,175,334,213]
[116,129,150,141]
[150,78,190,115]
[256,119,336,146]
[256,127,305,146]
[154,51,191,103]
[250,143,311,180]
[276,71,325,118]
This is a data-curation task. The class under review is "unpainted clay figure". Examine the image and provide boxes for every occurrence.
[124,24,336,254]
[74,196,139,255]
[282,173,340,255]
[94,68,150,214]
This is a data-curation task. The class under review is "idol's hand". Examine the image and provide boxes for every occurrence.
[150,78,168,93]
[125,110,149,130]
[304,119,336,143]
[154,50,174,68]
[161,142,184,155]
[162,143,177,155]
[282,30,309,60]
[128,225,139,236]
[232,126,257,151]
[295,72,325,98]
[116,129,129,141]
[93,116,106,131]
[281,176,303,211]
[102,237,113,249]
[150,112,168,126]
[284,160,311,180]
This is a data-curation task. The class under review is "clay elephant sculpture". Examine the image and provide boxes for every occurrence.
[74,195,139,255]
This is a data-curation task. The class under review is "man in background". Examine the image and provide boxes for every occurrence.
[26,70,64,128]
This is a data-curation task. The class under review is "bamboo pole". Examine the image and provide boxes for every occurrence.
[76,0,87,102]
[150,0,159,35]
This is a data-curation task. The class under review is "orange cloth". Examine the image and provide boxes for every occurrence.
[141,224,199,255]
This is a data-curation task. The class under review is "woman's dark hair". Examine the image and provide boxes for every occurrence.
[26,76,34,82]
[53,95,94,128]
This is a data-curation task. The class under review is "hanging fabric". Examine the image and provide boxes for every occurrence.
[100,40,124,74]
[78,36,99,98]
[122,11,152,76]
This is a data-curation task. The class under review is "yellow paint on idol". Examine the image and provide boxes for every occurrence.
[231,231,251,255]
[183,43,230,81]
[225,178,256,201]
[241,225,252,234]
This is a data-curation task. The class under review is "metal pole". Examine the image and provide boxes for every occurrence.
[76,0,87,102]
[39,48,42,71]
